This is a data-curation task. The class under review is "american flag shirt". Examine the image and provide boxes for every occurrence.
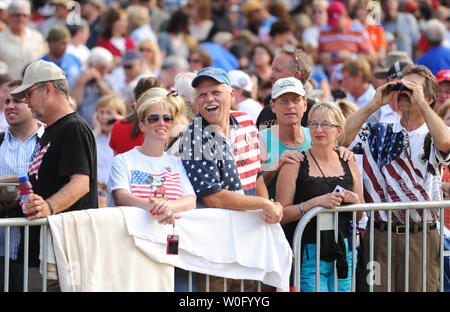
[349,121,450,223]
[179,112,261,202]
[107,149,195,207]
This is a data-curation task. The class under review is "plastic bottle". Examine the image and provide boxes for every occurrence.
[19,176,35,217]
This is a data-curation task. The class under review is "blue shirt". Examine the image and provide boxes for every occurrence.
[259,126,312,199]
[416,45,450,76]
[42,53,82,80]
[0,124,44,260]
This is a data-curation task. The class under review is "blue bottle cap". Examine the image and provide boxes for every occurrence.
[19,176,29,181]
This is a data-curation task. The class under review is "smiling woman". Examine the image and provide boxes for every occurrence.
[107,88,196,292]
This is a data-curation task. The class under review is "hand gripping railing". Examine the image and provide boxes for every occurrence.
[292,201,450,292]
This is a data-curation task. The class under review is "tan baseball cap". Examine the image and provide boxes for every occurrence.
[11,60,66,99]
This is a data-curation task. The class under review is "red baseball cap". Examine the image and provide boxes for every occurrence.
[327,1,346,27]
[436,69,450,83]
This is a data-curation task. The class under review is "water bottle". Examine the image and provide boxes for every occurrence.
[19,176,35,217]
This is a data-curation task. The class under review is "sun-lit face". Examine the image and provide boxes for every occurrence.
[308,110,342,147]
[195,79,234,131]
[139,105,173,143]
[4,86,33,128]
[270,92,306,126]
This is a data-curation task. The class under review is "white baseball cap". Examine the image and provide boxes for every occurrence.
[11,60,66,99]
[228,70,253,93]
[271,77,305,99]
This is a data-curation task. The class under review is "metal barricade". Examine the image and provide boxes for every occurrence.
[292,201,450,292]
[1,217,49,292]
[0,217,261,292]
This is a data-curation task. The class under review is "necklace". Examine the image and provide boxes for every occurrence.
[309,150,333,191]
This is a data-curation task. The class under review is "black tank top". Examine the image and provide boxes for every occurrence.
[282,151,354,247]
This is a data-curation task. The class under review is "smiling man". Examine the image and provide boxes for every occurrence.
[177,67,283,291]
[341,64,450,291]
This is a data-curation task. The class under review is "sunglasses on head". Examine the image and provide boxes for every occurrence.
[146,114,173,124]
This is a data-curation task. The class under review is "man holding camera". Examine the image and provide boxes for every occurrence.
[341,65,450,291]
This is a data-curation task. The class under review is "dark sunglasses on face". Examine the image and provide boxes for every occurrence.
[146,114,173,124]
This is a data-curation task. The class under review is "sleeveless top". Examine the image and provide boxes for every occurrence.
[282,151,354,248]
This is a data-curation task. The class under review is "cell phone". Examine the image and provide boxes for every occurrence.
[107,118,117,125]
[333,185,346,193]
[166,235,179,255]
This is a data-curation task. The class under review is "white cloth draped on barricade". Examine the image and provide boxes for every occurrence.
[39,208,174,292]
[121,207,292,292]
[40,206,292,292]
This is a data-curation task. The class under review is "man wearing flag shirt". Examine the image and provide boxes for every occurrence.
[177,67,283,291]
[341,64,450,292]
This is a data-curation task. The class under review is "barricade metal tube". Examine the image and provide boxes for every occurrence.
[315,216,320,292]
[440,207,445,292]
[23,225,28,292]
[351,211,356,292]
[292,201,450,292]
[369,211,374,292]
[387,209,392,292]
[422,210,427,292]
[42,225,48,292]
[4,226,10,292]
[405,210,410,292]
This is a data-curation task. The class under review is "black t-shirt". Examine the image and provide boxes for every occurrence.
[256,94,315,130]
[22,112,98,266]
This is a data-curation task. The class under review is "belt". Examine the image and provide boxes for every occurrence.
[373,221,437,234]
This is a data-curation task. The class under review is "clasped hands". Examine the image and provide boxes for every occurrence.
[146,197,180,225]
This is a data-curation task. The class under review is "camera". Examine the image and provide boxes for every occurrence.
[387,83,410,92]
[166,235,179,255]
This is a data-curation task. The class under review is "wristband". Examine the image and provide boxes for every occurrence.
[46,200,54,215]
[299,202,305,216]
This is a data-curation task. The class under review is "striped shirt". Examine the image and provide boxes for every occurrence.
[0,124,44,260]
[318,19,374,71]
[349,121,450,224]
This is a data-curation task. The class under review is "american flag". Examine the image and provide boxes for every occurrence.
[28,141,51,181]
[130,170,183,201]
[352,123,440,223]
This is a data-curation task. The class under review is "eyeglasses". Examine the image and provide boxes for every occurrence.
[308,122,339,129]
[139,48,152,53]
[25,85,44,99]
[313,9,325,14]
[146,114,173,124]
[275,96,302,105]
[188,58,200,63]
[11,13,29,18]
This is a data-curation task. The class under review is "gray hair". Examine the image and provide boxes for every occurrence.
[87,47,114,66]
[8,0,31,14]
[423,19,447,47]
[161,55,188,72]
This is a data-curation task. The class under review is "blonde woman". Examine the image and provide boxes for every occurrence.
[107,88,196,292]
[107,89,195,223]
[276,101,363,292]
[138,39,163,77]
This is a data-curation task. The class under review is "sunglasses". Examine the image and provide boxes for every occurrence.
[146,114,173,124]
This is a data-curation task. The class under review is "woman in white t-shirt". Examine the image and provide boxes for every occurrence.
[108,89,195,225]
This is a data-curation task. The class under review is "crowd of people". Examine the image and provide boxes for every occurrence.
[0,0,450,292]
